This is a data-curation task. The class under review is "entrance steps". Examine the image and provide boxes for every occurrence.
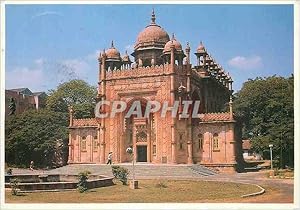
[188,164,218,176]
[48,164,217,178]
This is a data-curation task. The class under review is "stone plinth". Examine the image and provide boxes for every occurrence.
[130,180,138,189]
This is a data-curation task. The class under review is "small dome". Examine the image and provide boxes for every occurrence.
[105,41,121,60]
[163,34,182,53]
[197,41,206,53]
[135,10,170,49]
[122,51,132,63]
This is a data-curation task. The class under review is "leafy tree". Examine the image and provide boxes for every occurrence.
[234,75,294,168]
[5,109,69,168]
[46,79,97,118]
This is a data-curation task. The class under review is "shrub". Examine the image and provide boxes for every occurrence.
[77,170,91,193]
[111,165,129,185]
[274,168,279,176]
[10,178,19,196]
[272,160,280,169]
[6,168,12,175]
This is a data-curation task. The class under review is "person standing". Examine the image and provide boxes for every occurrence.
[29,160,34,171]
[106,152,112,165]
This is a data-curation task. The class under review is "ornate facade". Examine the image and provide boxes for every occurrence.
[68,11,243,172]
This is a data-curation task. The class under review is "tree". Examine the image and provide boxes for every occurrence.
[5,109,69,168]
[234,75,294,168]
[46,79,97,118]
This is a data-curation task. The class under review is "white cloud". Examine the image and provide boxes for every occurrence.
[34,58,45,66]
[6,51,99,92]
[85,50,100,61]
[6,59,88,92]
[228,55,263,70]
[31,11,63,20]
[125,44,134,53]
[59,59,90,80]
[6,66,45,91]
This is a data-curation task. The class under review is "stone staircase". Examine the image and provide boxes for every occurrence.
[188,164,218,176]
[48,164,217,179]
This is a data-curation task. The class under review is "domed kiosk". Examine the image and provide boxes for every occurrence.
[105,41,122,70]
[162,33,185,65]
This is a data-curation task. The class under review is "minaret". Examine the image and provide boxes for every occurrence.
[68,105,74,127]
[185,42,191,97]
[228,75,233,120]
[100,49,107,98]
[170,42,177,164]
[68,105,74,164]
[97,51,103,101]
[99,49,107,163]
[185,42,190,64]
[185,43,193,164]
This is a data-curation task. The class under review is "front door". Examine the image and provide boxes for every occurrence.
[137,146,147,162]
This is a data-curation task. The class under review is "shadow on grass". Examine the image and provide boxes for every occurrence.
[12,193,26,197]
[86,182,117,193]
[85,190,97,193]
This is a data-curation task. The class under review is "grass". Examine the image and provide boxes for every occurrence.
[266,169,294,179]
[6,179,261,203]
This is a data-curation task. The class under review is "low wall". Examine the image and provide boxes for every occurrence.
[200,163,237,174]
[5,174,114,192]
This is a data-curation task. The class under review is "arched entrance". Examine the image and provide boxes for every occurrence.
[135,128,148,162]
[123,97,154,163]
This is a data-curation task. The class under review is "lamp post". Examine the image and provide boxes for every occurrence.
[269,144,273,170]
[126,147,138,189]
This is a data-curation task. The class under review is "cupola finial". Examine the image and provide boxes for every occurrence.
[172,33,175,40]
[186,42,190,50]
[151,8,156,24]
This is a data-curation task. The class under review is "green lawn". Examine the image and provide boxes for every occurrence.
[6,179,261,203]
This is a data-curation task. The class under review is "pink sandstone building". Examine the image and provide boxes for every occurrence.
[68,11,243,172]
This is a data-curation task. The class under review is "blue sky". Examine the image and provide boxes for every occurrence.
[5,4,294,92]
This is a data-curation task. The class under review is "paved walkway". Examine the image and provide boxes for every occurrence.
[204,171,294,203]
[10,163,216,178]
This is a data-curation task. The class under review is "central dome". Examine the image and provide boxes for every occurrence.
[137,25,170,44]
[134,10,170,50]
